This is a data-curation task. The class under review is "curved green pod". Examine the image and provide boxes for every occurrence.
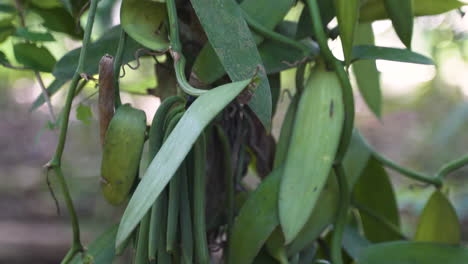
[279,67,344,243]
[101,104,147,205]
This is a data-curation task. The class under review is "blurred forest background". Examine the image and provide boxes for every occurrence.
[1,1,468,263]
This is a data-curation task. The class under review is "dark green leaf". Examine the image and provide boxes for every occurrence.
[0,50,8,64]
[358,241,468,264]
[116,79,252,248]
[0,25,14,43]
[228,168,282,264]
[120,0,168,51]
[414,190,461,244]
[30,78,67,111]
[70,225,118,264]
[351,45,434,65]
[383,0,413,48]
[0,4,16,13]
[13,43,56,72]
[190,0,272,129]
[76,104,93,125]
[353,157,402,243]
[352,24,382,118]
[53,26,142,80]
[30,5,83,39]
[259,39,312,74]
[269,74,280,116]
[15,27,55,42]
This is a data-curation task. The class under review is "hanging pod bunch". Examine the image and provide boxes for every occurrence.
[100,104,147,205]
[279,63,345,243]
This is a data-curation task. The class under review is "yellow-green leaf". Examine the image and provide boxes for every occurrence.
[414,190,461,244]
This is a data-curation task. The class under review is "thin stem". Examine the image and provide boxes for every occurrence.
[166,0,207,96]
[35,71,57,123]
[51,0,99,166]
[53,167,83,263]
[352,201,407,240]
[306,0,355,163]
[331,164,350,264]
[241,10,316,57]
[359,133,442,187]
[113,29,126,108]
[436,153,468,180]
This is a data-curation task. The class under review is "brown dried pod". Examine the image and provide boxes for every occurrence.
[98,54,115,146]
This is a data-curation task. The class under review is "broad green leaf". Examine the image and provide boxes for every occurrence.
[360,0,466,22]
[358,241,468,264]
[53,26,142,80]
[353,157,402,242]
[13,43,56,72]
[116,79,252,248]
[335,0,360,65]
[351,45,434,65]
[76,104,93,125]
[279,69,344,243]
[287,130,370,256]
[30,5,83,39]
[190,0,274,129]
[30,78,67,111]
[70,225,118,264]
[120,0,168,51]
[296,0,335,39]
[192,0,294,84]
[414,190,461,244]
[15,27,55,42]
[352,24,381,118]
[228,168,282,264]
[383,0,413,48]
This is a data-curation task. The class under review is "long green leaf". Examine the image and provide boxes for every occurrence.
[358,241,468,264]
[352,24,382,118]
[414,190,461,244]
[228,168,282,264]
[30,4,83,39]
[192,0,294,84]
[351,45,434,65]
[53,26,142,80]
[116,79,252,248]
[383,0,413,48]
[70,225,117,264]
[190,0,273,129]
[353,157,401,243]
